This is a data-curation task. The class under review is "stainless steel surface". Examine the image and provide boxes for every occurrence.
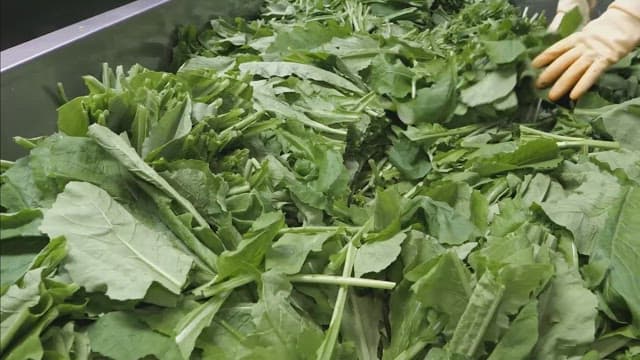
[1,0,170,72]
[1,0,263,160]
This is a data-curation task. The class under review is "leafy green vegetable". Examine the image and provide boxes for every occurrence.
[483,40,526,65]
[88,312,182,360]
[461,69,517,107]
[40,181,193,300]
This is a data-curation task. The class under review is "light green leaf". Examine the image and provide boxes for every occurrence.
[342,294,383,360]
[267,231,334,274]
[88,123,210,228]
[250,271,324,359]
[369,55,413,98]
[448,271,505,357]
[173,293,229,359]
[240,61,363,94]
[396,63,457,124]
[590,186,640,329]
[89,312,182,360]
[487,300,539,360]
[410,251,472,330]
[354,232,405,277]
[461,69,517,107]
[469,139,562,176]
[1,269,44,354]
[483,40,526,64]
[533,257,598,359]
[402,196,478,245]
[1,209,42,240]
[577,98,640,151]
[541,161,622,255]
[40,181,192,300]
[591,150,640,185]
[142,96,193,157]
[217,212,284,279]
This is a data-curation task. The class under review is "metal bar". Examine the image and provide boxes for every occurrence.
[1,0,170,72]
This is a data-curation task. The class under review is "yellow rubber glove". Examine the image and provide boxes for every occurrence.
[548,0,595,32]
[533,0,640,101]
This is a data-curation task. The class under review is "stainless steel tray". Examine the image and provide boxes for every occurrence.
[1,0,262,160]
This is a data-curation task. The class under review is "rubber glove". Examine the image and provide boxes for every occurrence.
[548,0,595,32]
[533,0,640,101]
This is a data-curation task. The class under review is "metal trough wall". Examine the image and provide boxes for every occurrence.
[0,0,263,160]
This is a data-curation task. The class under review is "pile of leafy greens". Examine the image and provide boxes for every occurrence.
[2,0,639,359]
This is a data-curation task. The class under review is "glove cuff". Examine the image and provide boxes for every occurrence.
[609,0,640,20]
[583,5,640,63]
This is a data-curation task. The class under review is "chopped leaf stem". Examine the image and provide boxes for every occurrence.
[289,274,395,289]
[228,184,251,196]
[556,140,620,150]
[316,219,370,360]
[520,126,620,149]
[278,226,359,234]
[193,274,254,299]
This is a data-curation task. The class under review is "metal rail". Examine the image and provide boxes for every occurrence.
[0,0,262,160]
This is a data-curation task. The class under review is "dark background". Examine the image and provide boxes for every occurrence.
[511,0,609,20]
[1,0,137,50]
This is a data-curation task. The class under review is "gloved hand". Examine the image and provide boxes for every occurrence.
[533,0,640,101]
[548,0,594,32]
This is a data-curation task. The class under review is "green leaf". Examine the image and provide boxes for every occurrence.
[557,7,583,38]
[590,150,640,185]
[460,69,517,107]
[1,209,42,240]
[483,40,526,64]
[533,257,598,359]
[267,231,335,274]
[28,134,134,201]
[1,269,45,354]
[0,156,58,212]
[396,63,457,124]
[217,212,284,279]
[541,161,623,255]
[240,61,364,94]
[142,97,193,157]
[369,55,413,98]
[250,271,324,359]
[487,300,539,360]
[0,237,53,292]
[88,123,210,228]
[578,98,640,151]
[1,242,77,360]
[373,187,402,232]
[41,322,90,360]
[40,181,192,300]
[470,139,562,176]
[88,312,182,360]
[402,196,478,245]
[410,251,472,330]
[388,137,432,180]
[589,186,640,329]
[317,35,382,73]
[57,97,90,136]
[448,271,505,357]
[196,303,256,359]
[162,159,229,221]
[173,293,229,359]
[383,281,436,360]
[354,232,405,277]
[341,294,383,360]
